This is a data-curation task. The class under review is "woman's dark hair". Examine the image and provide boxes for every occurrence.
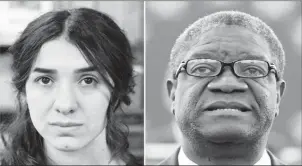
[0,8,139,165]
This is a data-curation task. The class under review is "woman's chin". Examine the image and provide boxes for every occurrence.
[51,137,84,151]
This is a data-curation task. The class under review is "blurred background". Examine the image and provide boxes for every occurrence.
[145,1,301,165]
[0,1,143,164]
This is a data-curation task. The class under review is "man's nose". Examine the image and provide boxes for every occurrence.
[53,83,78,115]
[207,67,248,93]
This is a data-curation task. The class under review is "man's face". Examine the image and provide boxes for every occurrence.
[168,26,285,144]
[25,37,111,151]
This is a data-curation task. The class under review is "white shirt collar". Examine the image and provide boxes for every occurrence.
[178,147,271,165]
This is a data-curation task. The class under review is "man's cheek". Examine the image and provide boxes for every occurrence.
[175,88,199,122]
[255,90,277,125]
[246,80,274,112]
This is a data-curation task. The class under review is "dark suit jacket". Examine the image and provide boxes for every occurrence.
[159,147,286,165]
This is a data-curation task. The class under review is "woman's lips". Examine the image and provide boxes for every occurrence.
[49,122,83,127]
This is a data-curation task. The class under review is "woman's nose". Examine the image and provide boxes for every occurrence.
[53,83,78,114]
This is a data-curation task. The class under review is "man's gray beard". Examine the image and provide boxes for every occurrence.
[177,117,269,156]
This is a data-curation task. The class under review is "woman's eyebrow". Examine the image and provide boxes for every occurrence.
[32,67,97,74]
[33,67,56,74]
[75,66,96,73]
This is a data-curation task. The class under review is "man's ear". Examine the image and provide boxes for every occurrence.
[167,78,177,115]
[275,79,286,117]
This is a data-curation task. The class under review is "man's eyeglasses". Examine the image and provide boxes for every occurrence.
[175,59,280,81]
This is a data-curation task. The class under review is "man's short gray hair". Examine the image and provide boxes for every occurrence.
[169,11,285,79]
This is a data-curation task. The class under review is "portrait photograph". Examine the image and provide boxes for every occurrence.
[0,1,143,165]
[0,1,301,165]
[145,1,301,165]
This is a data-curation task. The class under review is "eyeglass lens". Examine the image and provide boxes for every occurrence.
[186,59,269,78]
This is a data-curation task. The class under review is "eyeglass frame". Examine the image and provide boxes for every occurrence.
[174,59,280,81]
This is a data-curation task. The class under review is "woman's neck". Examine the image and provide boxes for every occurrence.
[44,129,120,165]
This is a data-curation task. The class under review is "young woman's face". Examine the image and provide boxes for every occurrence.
[25,37,111,151]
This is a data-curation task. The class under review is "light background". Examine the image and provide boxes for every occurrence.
[145,1,301,165]
[0,1,301,165]
[0,1,144,163]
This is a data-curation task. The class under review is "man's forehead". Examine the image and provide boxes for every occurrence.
[199,26,266,45]
[182,26,271,62]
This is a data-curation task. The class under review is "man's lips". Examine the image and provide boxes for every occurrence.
[204,101,252,112]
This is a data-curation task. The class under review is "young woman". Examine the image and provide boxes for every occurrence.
[0,8,139,165]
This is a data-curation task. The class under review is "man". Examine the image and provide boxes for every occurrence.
[160,11,286,165]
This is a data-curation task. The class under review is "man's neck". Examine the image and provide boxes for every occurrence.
[44,129,115,165]
[181,136,268,165]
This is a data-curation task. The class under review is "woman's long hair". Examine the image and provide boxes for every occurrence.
[0,8,139,165]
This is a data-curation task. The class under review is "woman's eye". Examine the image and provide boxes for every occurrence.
[37,77,53,86]
[79,77,98,86]
[84,78,93,84]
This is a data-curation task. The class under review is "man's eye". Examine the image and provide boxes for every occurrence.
[79,77,98,86]
[36,77,53,86]
[190,64,216,75]
[193,67,212,74]
[243,67,265,76]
